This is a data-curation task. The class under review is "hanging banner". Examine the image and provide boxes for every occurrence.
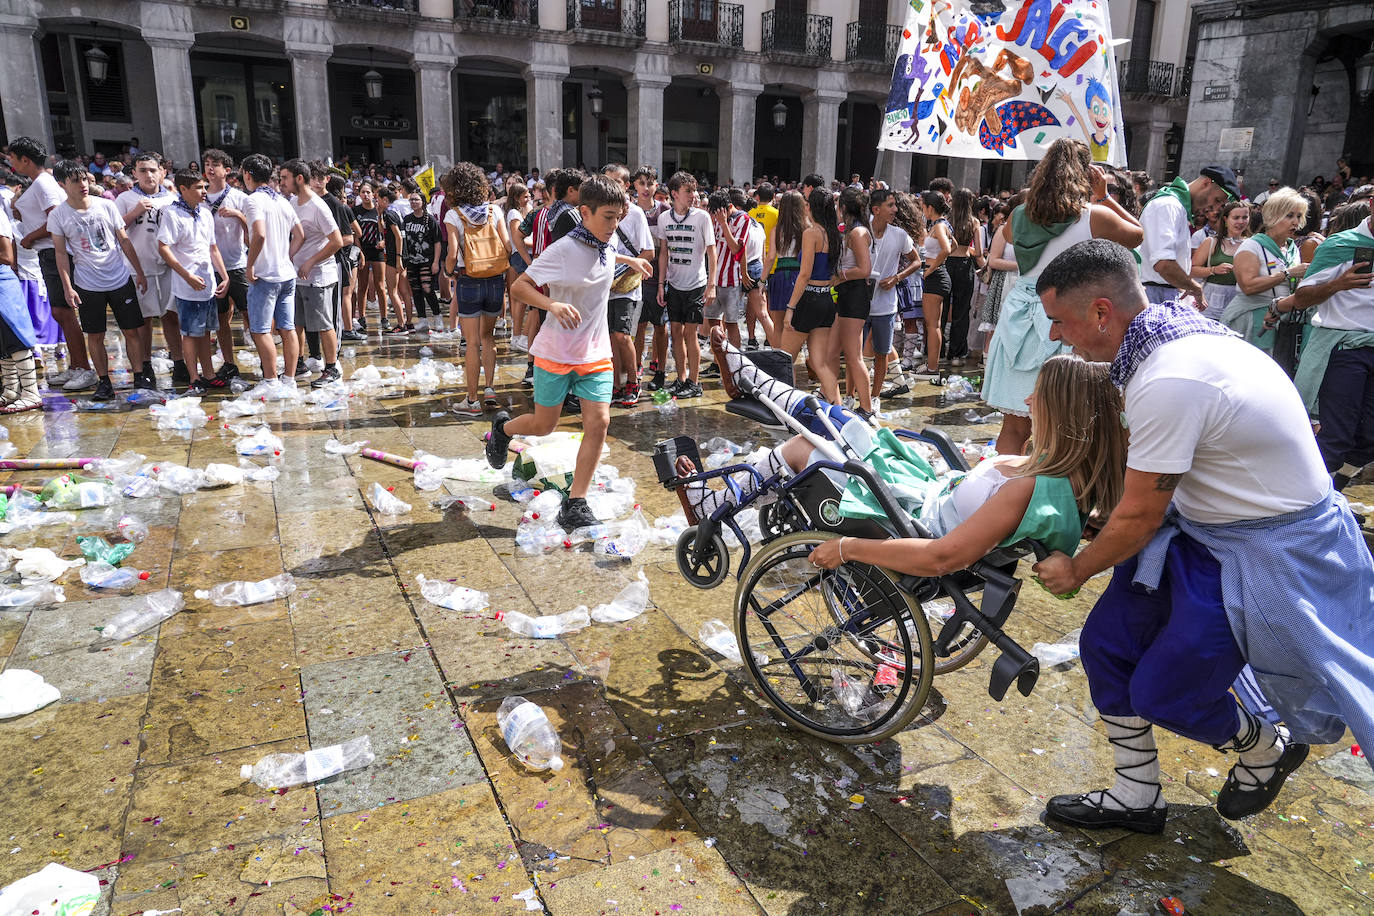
[413,163,436,201]
[879,0,1126,165]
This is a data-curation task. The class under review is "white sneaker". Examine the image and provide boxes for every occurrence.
[45,367,73,388]
[62,367,98,391]
[483,386,498,407]
[841,395,856,410]
[870,397,881,416]
[246,380,277,399]
[452,397,483,417]
[305,357,324,372]
[510,334,527,353]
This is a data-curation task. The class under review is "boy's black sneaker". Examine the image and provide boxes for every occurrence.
[485,411,511,469]
[92,377,115,401]
[676,381,703,399]
[134,371,157,390]
[563,393,581,415]
[647,370,667,391]
[216,362,241,381]
[746,337,759,350]
[701,362,720,378]
[557,496,598,531]
[618,384,641,407]
[521,362,535,388]
[171,361,191,386]
[185,378,211,397]
[311,365,342,389]
[294,358,310,379]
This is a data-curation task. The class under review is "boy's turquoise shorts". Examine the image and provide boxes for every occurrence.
[533,365,614,407]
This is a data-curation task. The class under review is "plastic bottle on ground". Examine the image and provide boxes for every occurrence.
[590,570,651,623]
[497,697,564,771]
[79,562,149,590]
[368,482,412,515]
[1031,627,1083,667]
[497,606,590,638]
[699,619,744,663]
[415,575,490,611]
[194,574,296,607]
[0,583,66,607]
[240,735,376,788]
[508,482,540,504]
[100,588,186,641]
[116,515,150,543]
[514,522,567,555]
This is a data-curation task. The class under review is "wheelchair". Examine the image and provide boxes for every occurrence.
[653,347,1050,744]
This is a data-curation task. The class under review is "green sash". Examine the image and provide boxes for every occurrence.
[1010,205,1074,274]
[1150,176,1192,218]
[1252,232,1299,269]
[1304,224,1374,280]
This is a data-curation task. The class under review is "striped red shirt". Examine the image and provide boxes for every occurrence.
[714,209,750,288]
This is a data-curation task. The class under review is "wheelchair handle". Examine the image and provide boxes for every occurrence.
[1027,539,1051,562]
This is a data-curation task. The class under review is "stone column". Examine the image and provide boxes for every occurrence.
[946,156,983,192]
[801,90,846,181]
[524,63,568,172]
[145,37,198,167]
[1144,117,1172,183]
[877,150,913,190]
[288,52,332,158]
[626,75,670,174]
[414,60,456,168]
[717,83,761,186]
[0,20,50,148]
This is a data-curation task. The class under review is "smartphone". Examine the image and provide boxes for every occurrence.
[1355,247,1374,274]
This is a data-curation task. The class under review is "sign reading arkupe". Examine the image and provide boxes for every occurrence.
[880,0,1126,166]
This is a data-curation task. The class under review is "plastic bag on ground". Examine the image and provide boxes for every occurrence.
[1032,628,1082,667]
[415,574,490,612]
[497,697,564,771]
[84,450,146,481]
[326,439,367,456]
[155,462,209,495]
[194,573,296,607]
[99,588,185,641]
[219,395,265,418]
[590,570,651,623]
[650,512,689,546]
[6,547,84,583]
[0,583,66,607]
[235,428,284,456]
[149,397,209,430]
[202,462,246,487]
[0,862,98,913]
[433,494,496,512]
[497,606,589,638]
[241,735,375,788]
[39,474,118,510]
[369,482,411,515]
[238,459,281,482]
[79,561,149,590]
[76,535,135,566]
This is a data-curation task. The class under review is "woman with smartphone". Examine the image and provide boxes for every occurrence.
[1223,188,1309,356]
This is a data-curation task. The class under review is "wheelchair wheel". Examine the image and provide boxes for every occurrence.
[676,526,730,590]
[732,531,934,743]
[923,597,990,674]
[758,501,801,541]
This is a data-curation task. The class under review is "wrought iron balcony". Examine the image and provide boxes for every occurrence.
[846,21,899,67]
[329,0,418,13]
[1175,63,1193,98]
[1118,58,1181,97]
[566,0,645,38]
[762,10,832,61]
[668,0,744,50]
[456,0,538,27]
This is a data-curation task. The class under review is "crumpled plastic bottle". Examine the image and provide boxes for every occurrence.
[240,735,376,788]
[590,570,651,623]
[497,697,564,771]
[415,575,490,611]
[325,439,367,456]
[699,619,744,662]
[1032,628,1082,667]
[433,494,496,512]
[220,395,264,418]
[235,428,284,456]
[514,522,567,555]
[76,535,135,566]
[193,573,296,607]
[369,482,412,515]
[79,562,150,590]
[496,606,589,638]
[0,582,66,607]
[100,588,185,641]
[155,463,209,495]
[117,515,150,543]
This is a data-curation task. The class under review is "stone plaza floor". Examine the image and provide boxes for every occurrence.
[0,327,1371,916]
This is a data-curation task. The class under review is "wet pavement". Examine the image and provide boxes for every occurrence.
[0,328,1370,916]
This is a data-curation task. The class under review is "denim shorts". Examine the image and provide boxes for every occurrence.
[456,273,505,317]
[533,365,613,407]
[246,278,297,334]
[863,312,896,355]
[175,296,217,338]
[746,259,763,282]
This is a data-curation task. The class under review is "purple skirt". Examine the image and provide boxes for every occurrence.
[22,278,62,345]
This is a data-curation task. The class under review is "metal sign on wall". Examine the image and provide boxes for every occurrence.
[1218,127,1254,153]
[350,115,412,133]
[1203,84,1230,102]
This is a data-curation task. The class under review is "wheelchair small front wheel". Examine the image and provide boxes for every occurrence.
[676,526,730,590]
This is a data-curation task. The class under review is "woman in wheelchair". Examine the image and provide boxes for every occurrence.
[676,331,1127,575]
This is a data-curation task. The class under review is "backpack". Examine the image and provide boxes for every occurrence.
[459,205,509,278]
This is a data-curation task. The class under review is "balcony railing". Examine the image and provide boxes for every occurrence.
[1118,58,1180,97]
[668,0,744,49]
[329,0,418,13]
[846,21,898,66]
[1175,62,1193,98]
[566,0,645,37]
[762,10,832,60]
[456,0,538,26]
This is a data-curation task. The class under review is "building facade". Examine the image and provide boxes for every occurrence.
[1107,0,1196,182]
[0,0,1203,189]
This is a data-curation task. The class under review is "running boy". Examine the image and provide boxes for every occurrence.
[485,174,650,531]
[156,167,229,394]
[46,161,148,401]
[656,171,716,399]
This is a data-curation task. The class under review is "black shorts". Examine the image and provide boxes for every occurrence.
[923,265,951,300]
[665,284,705,325]
[361,247,384,264]
[834,279,874,320]
[791,287,835,334]
[76,279,143,334]
[216,266,248,315]
[385,250,398,269]
[37,249,68,312]
[638,281,665,326]
[608,296,640,336]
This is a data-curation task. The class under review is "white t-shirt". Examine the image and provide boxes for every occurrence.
[208,185,248,270]
[1123,334,1329,524]
[244,189,300,283]
[611,204,654,303]
[1189,226,1213,251]
[522,234,614,366]
[745,217,765,265]
[1302,228,1374,331]
[291,195,340,287]
[115,187,175,276]
[869,224,915,317]
[46,198,132,292]
[12,171,64,253]
[1138,194,1191,286]
[3,191,40,283]
[155,202,216,302]
[656,207,715,290]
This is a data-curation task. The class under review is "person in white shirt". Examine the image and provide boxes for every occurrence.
[865,189,919,408]
[156,168,229,395]
[655,171,717,399]
[6,136,96,389]
[0,201,41,412]
[240,153,303,393]
[202,148,249,383]
[601,163,654,407]
[116,152,183,387]
[46,160,148,402]
[279,159,343,390]
[1138,165,1237,306]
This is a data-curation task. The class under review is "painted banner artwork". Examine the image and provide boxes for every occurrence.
[880,0,1126,165]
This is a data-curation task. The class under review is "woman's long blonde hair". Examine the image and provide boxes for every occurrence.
[1025,138,1093,226]
[1022,355,1127,518]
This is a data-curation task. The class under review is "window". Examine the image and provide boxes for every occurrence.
[76,39,130,122]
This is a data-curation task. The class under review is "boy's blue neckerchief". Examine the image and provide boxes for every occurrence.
[173,198,200,218]
[207,187,231,213]
[252,185,280,200]
[569,225,610,265]
[130,184,168,199]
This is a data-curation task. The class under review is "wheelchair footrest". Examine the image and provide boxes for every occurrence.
[987,639,1040,701]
